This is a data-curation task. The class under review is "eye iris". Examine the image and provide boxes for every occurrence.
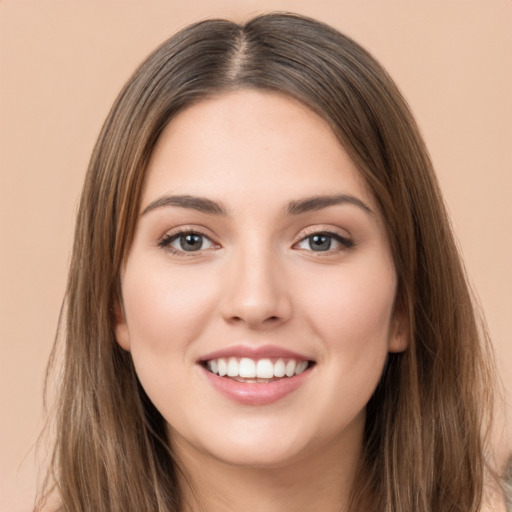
[180,233,203,251]
[309,234,331,251]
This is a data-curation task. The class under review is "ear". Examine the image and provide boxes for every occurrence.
[388,309,409,353]
[114,299,131,351]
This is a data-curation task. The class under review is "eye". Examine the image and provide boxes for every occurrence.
[296,232,353,252]
[159,230,216,253]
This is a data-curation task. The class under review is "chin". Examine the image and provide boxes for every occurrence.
[206,441,310,470]
[170,419,315,470]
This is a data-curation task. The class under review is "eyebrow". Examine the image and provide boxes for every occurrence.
[141,193,373,217]
[286,194,373,215]
[142,195,229,216]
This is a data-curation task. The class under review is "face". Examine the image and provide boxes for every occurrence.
[115,90,406,470]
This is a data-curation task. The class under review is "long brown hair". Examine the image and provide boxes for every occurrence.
[38,12,499,511]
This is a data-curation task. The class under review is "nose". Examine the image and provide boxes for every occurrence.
[219,245,292,329]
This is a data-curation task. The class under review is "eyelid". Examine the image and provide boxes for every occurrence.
[157,226,220,255]
[293,226,354,252]
[156,224,353,255]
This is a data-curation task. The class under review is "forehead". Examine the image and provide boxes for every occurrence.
[142,89,375,211]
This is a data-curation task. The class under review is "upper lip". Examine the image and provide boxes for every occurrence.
[198,344,313,362]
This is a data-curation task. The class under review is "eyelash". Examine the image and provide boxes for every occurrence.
[294,230,354,253]
[157,229,216,256]
[157,228,354,256]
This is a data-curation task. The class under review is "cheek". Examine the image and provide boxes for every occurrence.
[120,258,220,361]
[302,257,397,361]
[119,258,217,412]
[301,262,396,422]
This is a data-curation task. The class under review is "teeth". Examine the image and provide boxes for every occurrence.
[273,359,286,378]
[227,357,238,377]
[217,358,227,377]
[239,358,256,378]
[285,360,296,377]
[295,360,308,375]
[256,359,274,379]
[206,357,310,379]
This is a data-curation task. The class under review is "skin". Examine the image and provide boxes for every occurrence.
[115,90,407,511]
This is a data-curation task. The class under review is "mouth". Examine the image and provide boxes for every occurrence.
[201,357,314,383]
[197,346,316,405]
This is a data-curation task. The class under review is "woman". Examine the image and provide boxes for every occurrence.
[37,12,505,512]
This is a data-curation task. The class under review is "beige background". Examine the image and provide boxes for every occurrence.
[1,1,511,510]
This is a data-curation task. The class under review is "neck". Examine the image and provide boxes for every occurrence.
[172,421,364,512]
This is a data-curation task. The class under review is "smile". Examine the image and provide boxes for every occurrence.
[198,346,315,405]
[205,357,310,381]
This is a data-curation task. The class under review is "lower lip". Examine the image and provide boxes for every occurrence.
[200,365,313,406]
